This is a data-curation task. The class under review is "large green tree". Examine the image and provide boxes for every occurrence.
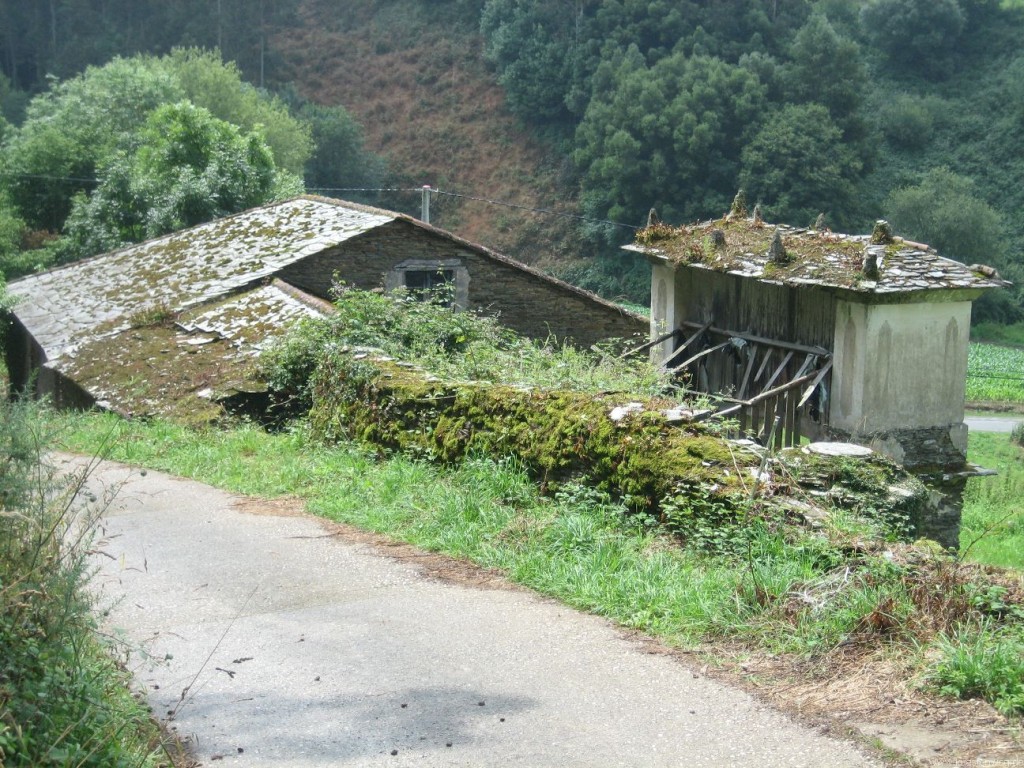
[300,103,386,194]
[574,47,766,241]
[783,14,867,140]
[1,51,309,235]
[480,0,585,124]
[885,167,1019,322]
[739,103,863,228]
[860,0,966,78]
[57,102,296,260]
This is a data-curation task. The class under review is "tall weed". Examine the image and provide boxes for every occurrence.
[0,401,162,767]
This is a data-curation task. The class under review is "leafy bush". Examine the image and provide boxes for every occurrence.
[0,400,162,766]
[261,285,668,410]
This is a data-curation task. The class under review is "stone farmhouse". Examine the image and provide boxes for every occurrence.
[626,199,1007,545]
[5,195,645,421]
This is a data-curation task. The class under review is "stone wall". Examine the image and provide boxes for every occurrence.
[828,423,971,548]
[276,219,648,348]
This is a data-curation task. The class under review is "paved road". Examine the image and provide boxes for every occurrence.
[79,457,880,768]
[966,415,1023,434]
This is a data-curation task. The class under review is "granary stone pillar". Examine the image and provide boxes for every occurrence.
[830,296,974,469]
[829,297,981,547]
[650,262,677,364]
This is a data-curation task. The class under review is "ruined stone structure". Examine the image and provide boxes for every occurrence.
[5,196,645,419]
[627,204,1007,546]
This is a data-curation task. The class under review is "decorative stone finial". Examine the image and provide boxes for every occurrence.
[729,189,748,218]
[752,204,763,226]
[769,228,787,264]
[711,228,726,248]
[647,207,660,228]
[871,219,894,245]
[862,245,884,280]
[814,212,826,231]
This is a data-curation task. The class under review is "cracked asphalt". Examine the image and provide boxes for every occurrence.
[79,457,882,767]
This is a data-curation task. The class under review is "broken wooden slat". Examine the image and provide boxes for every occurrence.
[656,320,712,369]
[797,359,834,409]
[716,403,743,419]
[677,320,829,356]
[666,339,731,375]
[737,345,759,400]
[745,369,819,407]
[760,350,795,392]
[618,329,677,361]
[753,348,775,382]
[794,352,817,379]
[785,387,798,447]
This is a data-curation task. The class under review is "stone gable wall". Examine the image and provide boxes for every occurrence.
[276,220,648,348]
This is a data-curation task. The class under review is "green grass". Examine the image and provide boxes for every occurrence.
[962,431,1024,569]
[0,401,167,767]
[56,412,1024,716]
[967,343,1024,404]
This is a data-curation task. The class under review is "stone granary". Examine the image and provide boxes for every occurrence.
[5,195,645,421]
[626,199,1008,545]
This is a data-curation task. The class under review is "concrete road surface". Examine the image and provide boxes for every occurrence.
[966,415,1023,434]
[79,457,881,767]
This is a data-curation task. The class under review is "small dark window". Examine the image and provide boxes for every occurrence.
[404,269,454,291]
[403,269,455,304]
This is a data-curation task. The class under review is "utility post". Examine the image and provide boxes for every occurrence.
[421,185,433,225]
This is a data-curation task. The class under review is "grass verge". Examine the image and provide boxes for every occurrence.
[0,400,168,767]
[963,430,1024,569]
[58,412,1024,719]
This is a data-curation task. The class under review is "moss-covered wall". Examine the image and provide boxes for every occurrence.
[309,352,931,536]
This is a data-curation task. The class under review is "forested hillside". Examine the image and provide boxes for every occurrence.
[2,0,1024,322]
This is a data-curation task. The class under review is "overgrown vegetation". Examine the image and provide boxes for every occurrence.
[0,400,166,766]
[58,413,1024,719]
[260,286,668,413]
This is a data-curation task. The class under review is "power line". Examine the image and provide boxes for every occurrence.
[430,188,639,231]
[261,184,642,232]
[2,172,641,233]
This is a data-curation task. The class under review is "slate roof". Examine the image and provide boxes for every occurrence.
[8,194,641,419]
[625,214,1008,296]
[9,197,393,364]
[56,281,326,418]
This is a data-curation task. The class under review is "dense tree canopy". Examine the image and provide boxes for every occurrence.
[860,0,965,78]
[58,102,296,260]
[885,168,1020,322]
[2,0,1023,323]
[574,48,766,240]
[740,103,862,228]
[0,51,310,268]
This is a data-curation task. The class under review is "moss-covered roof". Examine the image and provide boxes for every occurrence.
[626,211,1008,296]
[9,197,394,363]
[9,194,644,418]
[55,282,322,421]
